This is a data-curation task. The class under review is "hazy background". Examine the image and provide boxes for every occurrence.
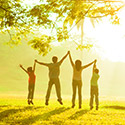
[0,32,125,99]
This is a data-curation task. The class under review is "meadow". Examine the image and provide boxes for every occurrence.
[0,96,125,125]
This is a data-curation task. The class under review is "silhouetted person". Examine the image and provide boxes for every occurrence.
[35,52,69,105]
[90,60,100,110]
[19,61,36,105]
[69,51,96,109]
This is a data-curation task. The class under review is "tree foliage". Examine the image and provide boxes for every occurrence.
[0,0,125,55]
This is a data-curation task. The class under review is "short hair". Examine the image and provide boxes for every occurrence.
[27,67,32,72]
[94,68,99,74]
[52,56,58,63]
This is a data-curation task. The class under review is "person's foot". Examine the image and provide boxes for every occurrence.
[45,100,49,106]
[30,100,34,105]
[96,106,98,110]
[72,104,75,108]
[57,99,63,105]
[28,100,30,105]
[90,106,93,110]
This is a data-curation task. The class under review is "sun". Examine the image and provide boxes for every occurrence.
[82,7,125,62]
[95,26,125,62]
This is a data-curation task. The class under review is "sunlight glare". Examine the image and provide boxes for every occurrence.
[83,8,125,62]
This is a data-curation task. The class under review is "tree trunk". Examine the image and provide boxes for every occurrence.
[80,19,84,59]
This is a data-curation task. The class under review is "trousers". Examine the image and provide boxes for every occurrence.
[90,86,99,107]
[28,83,35,100]
[72,80,82,107]
[46,78,62,101]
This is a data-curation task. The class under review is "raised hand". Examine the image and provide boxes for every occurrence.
[19,64,22,68]
[94,59,97,64]
[35,60,38,63]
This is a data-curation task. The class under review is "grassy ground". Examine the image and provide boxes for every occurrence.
[0,97,125,125]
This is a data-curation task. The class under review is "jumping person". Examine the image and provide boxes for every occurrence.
[90,60,100,110]
[35,52,69,105]
[69,51,96,109]
[19,61,36,105]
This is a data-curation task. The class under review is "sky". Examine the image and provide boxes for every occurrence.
[22,0,125,62]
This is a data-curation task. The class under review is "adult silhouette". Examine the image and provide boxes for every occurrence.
[69,51,96,109]
[35,52,69,105]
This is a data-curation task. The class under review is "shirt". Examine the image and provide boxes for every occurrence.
[28,72,36,84]
[91,72,100,86]
[73,66,82,81]
[47,62,61,78]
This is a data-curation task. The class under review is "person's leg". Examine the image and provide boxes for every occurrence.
[45,79,53,105]
[55,78,63,105]
[95,87,99,110]
[78,81,82,109]
[90,86,94,110]
[28,84,31,105]
[30,84,35,105]
[31,84,35,99]
[72,80,77,108]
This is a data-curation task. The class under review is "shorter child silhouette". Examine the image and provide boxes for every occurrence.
[90,60,100,110]
[19,61,36,105]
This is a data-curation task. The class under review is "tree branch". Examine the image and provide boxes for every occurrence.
[87,4,125,18]
[51,0,72,31]
[68,3,95,33]
[0,6,12,13]
[82,0,124,3]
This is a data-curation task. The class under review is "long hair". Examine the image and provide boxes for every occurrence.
[75,60,82,71]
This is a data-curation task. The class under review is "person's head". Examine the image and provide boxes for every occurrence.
[94,68,99,74]
[27,67,32,72]
[75,60,82,71]
[52,56,58,63]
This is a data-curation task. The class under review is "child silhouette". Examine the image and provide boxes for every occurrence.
[90,60,100,110]
[19,61,36,105]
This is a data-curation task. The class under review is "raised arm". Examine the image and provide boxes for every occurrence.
[59,51,69,64]
[19,64,28,74]
[93,60,97,73]
[33,61,36,72]
[82,60,95,70]
[35,60,49,67]
[69,51,74,67]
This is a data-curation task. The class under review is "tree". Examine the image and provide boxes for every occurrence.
[0,0,125,55]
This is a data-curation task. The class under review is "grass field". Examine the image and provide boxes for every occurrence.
[0,96,125,125]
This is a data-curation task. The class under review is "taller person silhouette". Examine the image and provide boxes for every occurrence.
[35,52,69,105]
[69,51,96,109]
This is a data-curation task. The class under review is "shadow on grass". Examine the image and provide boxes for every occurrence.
[0,105,11,108]
[40,107,70,120]
[103,105,125,110]
[0,106,43,120]
[18,107,70,125]
[68,109,89,120]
